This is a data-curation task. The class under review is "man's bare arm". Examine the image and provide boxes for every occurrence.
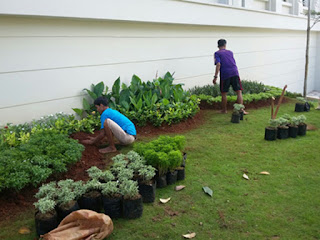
[82,129,105,145]
[213,62,221,84]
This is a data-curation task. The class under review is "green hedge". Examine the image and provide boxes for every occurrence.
[197,86,283,104]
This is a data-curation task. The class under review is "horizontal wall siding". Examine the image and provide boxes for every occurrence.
[0,16,319,124]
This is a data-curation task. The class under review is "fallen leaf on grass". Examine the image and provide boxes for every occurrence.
[18,227,31,234]
[183,232,196,239]
[175,185,186,191]
[160,197,171,203]
[259,171,270,175]
[243,173,249,180]
[202,186,213,197]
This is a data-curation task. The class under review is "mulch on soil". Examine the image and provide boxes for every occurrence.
[0,110,206,224]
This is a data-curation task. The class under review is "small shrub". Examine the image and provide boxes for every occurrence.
[34,198,56,214]
[117,168,134,182]
[101,181,120,198]
[119,180,139,199]
[138,165,156,182]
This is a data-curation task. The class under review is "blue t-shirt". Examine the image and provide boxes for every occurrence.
[214,49,239,81]
[100,108,136,136]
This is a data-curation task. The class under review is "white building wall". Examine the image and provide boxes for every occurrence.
[0,0,319,124]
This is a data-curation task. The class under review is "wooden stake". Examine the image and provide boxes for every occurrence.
[273,85,287,119]
[271,97,275,119]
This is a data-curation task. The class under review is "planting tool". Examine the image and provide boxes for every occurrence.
[273,85,287,119]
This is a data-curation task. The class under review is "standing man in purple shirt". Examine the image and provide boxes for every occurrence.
[213,39,248,114]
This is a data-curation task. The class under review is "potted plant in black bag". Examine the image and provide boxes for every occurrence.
[166,150,183,185]
[34,198,58,236]
[120,180,143,219]
[277,117,289,139]
[138,165,156,203]
[295,97,311,112]
[55,179,80,221]
[265,119,279,141]
[101,181,122,218]
[297,115,307,136]
[231,104,245,123]
[34,182,58,236]
[288,116,299,138]
[78,179,102,212]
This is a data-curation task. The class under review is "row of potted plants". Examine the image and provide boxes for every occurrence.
[264,114,307,141]
[134,135,186,188]
[34,151,156,236]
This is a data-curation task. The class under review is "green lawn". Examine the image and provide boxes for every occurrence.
[1,102,320,240]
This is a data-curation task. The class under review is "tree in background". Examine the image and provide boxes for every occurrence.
[304,0,320,97]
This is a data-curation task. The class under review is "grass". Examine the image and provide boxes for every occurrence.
[1,101,320,240]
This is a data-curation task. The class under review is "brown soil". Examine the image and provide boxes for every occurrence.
[135,110,205,137]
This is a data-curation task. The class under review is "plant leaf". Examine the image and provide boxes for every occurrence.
[93,81,104,97]
[259,171,270,175]
[175,185,185,191]
[18,227,31,235]
[82,98,91,111]
[202,186,213,197]
[160,197,171,203]
[243,173,249,180]
[72,108,83,117]
[183,232,196,239]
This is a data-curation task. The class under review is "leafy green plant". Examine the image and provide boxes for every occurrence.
[278,117,289,128]
[297,115,307,125]
[56,179,78,206]
[268,119,280,129]
[233,104,245,114]
[73,72,200,127]
[101,181,120,198]
[0,132,84,192]
[138,165,156,182]
[290,117,300,127]
[84,179,102,193]
[296,97,307,103]
[282,114,292,121]
[35,182,57,200]
[119,180,139,200]
[134,135,185,176]
[34,198,56,214]
[117,168,134,182]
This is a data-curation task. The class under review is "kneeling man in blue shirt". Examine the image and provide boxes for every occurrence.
[82,96,136,153]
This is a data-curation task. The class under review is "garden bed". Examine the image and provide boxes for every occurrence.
[0,111,205,224]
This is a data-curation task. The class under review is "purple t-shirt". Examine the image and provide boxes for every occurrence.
[214,49,239,81]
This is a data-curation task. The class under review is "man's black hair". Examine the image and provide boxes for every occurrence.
[218,39,227,47]
[94,96,109,106]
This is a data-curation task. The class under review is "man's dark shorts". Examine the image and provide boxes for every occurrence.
[220,75,243,93]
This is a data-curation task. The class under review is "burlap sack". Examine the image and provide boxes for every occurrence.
[41,210,113,240]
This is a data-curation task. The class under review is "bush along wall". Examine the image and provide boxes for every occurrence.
[73,72,200,126]
[134,135,186,188]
